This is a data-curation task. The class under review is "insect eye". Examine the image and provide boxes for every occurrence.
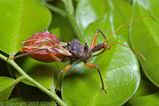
[84,43,89,51]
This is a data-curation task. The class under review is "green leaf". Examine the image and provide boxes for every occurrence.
[129,0,159,86]
[150,0,159,19]
[76,0,134,40]
[62,18,140,106]
[108,0,133,40]
[125,76,158,106]
[127,92,159,106]
[49,14,76,41]
[75,0,107,31]
[133,78,158,97]
[0,0,51,55]
[0,76,19,101]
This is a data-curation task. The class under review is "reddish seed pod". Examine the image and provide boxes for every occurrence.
[21,32,71,62]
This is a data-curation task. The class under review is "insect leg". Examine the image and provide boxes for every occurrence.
[63,64,72,73]
[14,48,48,59]
[57,64,72,90]
[47,50,62,62]
[15,47,63,62]
[85,63,106,93]
[58,64,72,81]
[90,29,107,49]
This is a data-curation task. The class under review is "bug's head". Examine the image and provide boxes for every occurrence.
[90,41,111,58]
[103,39,111,50]
[89,30,111,57]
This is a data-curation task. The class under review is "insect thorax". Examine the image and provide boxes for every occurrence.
[65,39,91,63]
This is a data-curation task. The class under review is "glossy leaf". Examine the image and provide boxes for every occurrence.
[129,0,159,86]
[108,0,133,40]
[49,14,76,41]
[76,0,134,40]
[150,0,159,19]
[133,78,158,97]
[0,76,18,101]
[127,92,159,106]
[125,76,158,106]
[75,0,107,31]
[62,18,140,106]
[0,0,51,55]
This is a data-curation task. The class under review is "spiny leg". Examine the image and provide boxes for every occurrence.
[90,29,107,49]
[55,64,72,99]
[85,63,106,93]
[58,64,72,80]
[15,48,62,62]
[57,64,72,90]
[47,50,62,62]
[14,48,47,59]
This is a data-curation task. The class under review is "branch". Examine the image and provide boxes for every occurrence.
[0,54,66,106]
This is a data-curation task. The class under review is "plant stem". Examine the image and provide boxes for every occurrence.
[9,61,66,106]
[14,76,26,84]
[67,14,85,43]
[62,0,85,43]
[0,54,65,106]
[43,1,66,17]
[0,54,7,61]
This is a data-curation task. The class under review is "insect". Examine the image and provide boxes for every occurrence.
[15,30,111,92]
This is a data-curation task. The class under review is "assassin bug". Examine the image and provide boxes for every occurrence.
[15,30,111,92]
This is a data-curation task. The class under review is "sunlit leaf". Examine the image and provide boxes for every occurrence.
[127,92,159,106]
[129,0,159,86]
[109,0,133,40]
[0,77,18,101]
[75,0,107,31]
[0,0,51,55]
[49,14,76,41]
[125,77,158,106]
